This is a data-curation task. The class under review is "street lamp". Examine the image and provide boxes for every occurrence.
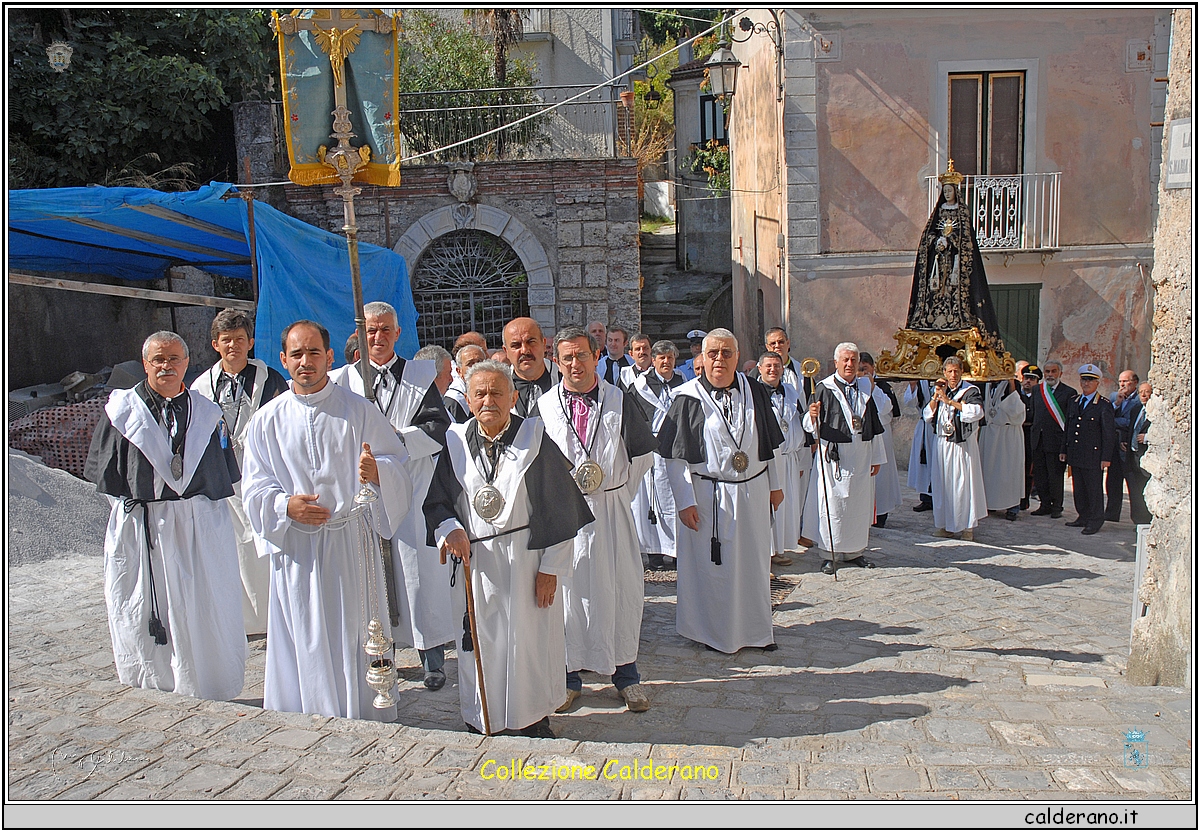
[704,42,740,99]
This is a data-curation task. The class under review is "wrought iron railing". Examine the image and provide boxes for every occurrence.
[926,171,1061,251]
[397,85,623,163]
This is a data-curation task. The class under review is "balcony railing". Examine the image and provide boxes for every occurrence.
[397,85,623,164]
[926,172,1061,251]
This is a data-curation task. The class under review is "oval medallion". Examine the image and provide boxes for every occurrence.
[731,450,750,473]
[473,484,505,522]
[851,416,863,433]
[573,460,605,495]
[170,452,184,480]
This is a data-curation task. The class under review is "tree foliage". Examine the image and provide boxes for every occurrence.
[396,10,540,161]
[638,9,723,46]
[8,9,275,190]
[397,9,534,93]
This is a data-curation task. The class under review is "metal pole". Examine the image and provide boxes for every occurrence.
[322,78,402,629]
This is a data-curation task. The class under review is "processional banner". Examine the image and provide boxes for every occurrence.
[273,8,402,186]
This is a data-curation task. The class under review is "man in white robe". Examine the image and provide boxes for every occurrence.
[979,376,1027,521]
[242,320,412,720]
[657,329,786,653]
[905,379,936,513]
[424,361,593,737]
[628,340,687,571]
[619,333,654,390]
[923,356,987,540]
[539,326,658,712]
[191,309,289,635]
[330,301,454,691]
[757,351,808,567]
[857,352,902,527]
[85,331,246,701]
[596,325,633,387]
[802,342,887,575]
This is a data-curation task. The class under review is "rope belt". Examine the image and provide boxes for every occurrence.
[694,466,769,566]
[122,496,183,645]
[449,524,533,587]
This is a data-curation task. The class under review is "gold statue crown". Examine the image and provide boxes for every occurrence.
[938,159,965,186]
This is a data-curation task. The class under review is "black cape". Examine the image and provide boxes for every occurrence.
[629,372,686,426]
[423,414,595,550]
[934,382,984,443]
[84,388,240,502]
[513,369,555,419]
[657,374,785,465]
[385,357,451,447]
[809,379,886,446]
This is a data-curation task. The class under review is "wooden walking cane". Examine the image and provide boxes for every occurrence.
[802,359,838,581]
[461,554,493,736]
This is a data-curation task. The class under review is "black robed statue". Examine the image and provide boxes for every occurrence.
[877,160,1015,382]
[907,161,1004,348]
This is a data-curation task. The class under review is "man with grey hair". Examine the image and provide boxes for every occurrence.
[802,342,887,575]
[85,331,246,700]
[330,301,455,691]
[629,339,687,570]
[446,343,486,423]
[540,325,658,712]
[425,359,593,737]
[657,328,786,652]
[414,344,454,396]
[1029,358,1076,518]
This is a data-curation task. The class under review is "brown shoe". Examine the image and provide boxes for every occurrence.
[555,688,581,713]
[770,553,793,566]
[796,536,814,548]
[618,683,651,712]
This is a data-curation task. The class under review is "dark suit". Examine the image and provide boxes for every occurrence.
[1061,392,1117,531]
[1029,380,1076,514]
[1125,405,1152,524]
[1106,394,1139,520]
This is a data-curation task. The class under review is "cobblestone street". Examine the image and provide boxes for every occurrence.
[7,482,1192,818]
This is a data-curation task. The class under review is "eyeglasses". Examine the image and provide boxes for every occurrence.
[147,356,185,367]
[705,349,734,360]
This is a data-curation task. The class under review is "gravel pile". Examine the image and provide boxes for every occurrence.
[7,449,109,565]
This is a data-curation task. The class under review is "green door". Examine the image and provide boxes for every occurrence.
[990,283,1040,364]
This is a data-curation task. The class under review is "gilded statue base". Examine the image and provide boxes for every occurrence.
[876,327,1016,382]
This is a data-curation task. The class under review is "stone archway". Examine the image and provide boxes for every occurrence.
[395,203,556,339]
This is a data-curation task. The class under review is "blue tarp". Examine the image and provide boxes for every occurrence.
[7,182,419,370]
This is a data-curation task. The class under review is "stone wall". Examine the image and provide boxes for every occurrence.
[7,268,220,390]
[1127,8,1191,688]
[281,158,642,338]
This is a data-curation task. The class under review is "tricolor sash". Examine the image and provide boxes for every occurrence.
[1040,382,1065,430]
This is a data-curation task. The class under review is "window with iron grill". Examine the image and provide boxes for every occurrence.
[411,230,530,351]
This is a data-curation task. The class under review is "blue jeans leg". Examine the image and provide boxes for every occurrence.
[566,670,583,691]
[612,662,640,691]
[419,645,446,674]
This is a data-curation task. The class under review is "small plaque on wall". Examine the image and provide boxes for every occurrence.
[1164,118,1191,190]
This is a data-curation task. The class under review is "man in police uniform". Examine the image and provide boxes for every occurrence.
[1059,363,1116,535]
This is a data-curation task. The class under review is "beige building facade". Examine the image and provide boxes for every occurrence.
[728,8,1170,392]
